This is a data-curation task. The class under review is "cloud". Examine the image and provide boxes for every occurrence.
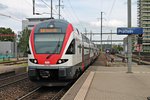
[0,3,8,10]
[107,19,126,27]
[72,19,125,34]
[36,3,47,8]
[0,0,136,37]
[90,21,101,27]
[72,20,126,41]
[90,19,125,28]
[35,0,50,8]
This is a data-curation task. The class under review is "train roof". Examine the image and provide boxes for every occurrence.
[34,19,70,33]
[41,19,69,23]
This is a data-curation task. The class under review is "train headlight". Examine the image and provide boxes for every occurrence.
[29,59,38,64]
[58,60,62,64]
[57,59,68,64]
[34,59,37,63]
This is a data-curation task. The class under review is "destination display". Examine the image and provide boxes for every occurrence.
[39,28,61,33]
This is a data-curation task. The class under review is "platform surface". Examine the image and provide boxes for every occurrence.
[61,55,150,100]
[85,66,150,100]
[0,62,27,74]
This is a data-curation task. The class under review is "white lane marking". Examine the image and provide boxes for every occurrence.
[74,71,95,100]
[95,71,150,74]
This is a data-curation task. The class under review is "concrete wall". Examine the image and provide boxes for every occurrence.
[0,41,17,57]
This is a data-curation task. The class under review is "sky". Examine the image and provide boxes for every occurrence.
[0,0,138,44]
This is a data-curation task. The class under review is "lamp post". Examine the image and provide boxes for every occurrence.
[51,0,53,18]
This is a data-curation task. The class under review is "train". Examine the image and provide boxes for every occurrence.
[28,19,99,86]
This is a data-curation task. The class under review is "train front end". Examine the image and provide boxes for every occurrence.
[28,19,74,86]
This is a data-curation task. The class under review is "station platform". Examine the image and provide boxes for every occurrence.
[0,65,27,75]
[0,60,27,75]
[0,57,27,75]
[61,55,150,100]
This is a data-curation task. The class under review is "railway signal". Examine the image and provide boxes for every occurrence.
[137,34,143,44]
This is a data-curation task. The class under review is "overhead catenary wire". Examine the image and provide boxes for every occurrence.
[107,0,117,19]
[103,0,117,32]
[25,0,33,8]
[63,5,79,22]
[55,0,82,25]
[61,1,78,22]
[67,0,85,30]
[40,0,55,12]
[60,0,78,22]
[0,13,21,22]
[25,0,63,18]
[55,0,64,19]
[100,0,117,47]
[1,1,31,22]
[40,0,50,8]
[40,0,64,18]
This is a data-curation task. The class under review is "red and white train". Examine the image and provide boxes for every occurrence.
[28,19,99,86]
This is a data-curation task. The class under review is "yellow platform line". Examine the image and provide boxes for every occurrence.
[74,71,95,100]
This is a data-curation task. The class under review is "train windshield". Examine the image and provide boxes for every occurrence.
[34,33,65,54]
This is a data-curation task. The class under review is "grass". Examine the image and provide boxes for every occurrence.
[0,58,28,67]
[16,63,28,67]
[0,59,12,63]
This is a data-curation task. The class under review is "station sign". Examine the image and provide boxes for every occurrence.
[117,27,143,35]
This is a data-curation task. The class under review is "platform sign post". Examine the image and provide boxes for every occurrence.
[117,27,143,73]
[127,0,132,73]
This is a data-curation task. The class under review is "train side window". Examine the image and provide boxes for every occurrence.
[76,28,79,34]
[82,35,86,42]
[66,39,75,54]
[78,44,82,54]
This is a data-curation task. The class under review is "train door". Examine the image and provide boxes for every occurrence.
[83,44,89,68]
[82,42,85,71]
[89,44,91,64]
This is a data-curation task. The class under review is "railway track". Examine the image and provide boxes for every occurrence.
[0,72,28,88]
[116,54,150,65]
[0,71,15,79]
[0,77,38,100]
[51,86,69,100]
[0,72,73,100]
[17,84,72,100]
[17,87,41,100]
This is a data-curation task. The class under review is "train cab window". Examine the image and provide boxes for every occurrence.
[34,33,65,54]
[66,39,75,54]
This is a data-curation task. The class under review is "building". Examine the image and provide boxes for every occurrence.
[138,0,150,52]
[22,18,51,30]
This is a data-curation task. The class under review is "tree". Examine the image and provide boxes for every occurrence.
[117,45,123,51]
[112,45,123,52]
[0,27,15,41]
[18,28,31,56]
